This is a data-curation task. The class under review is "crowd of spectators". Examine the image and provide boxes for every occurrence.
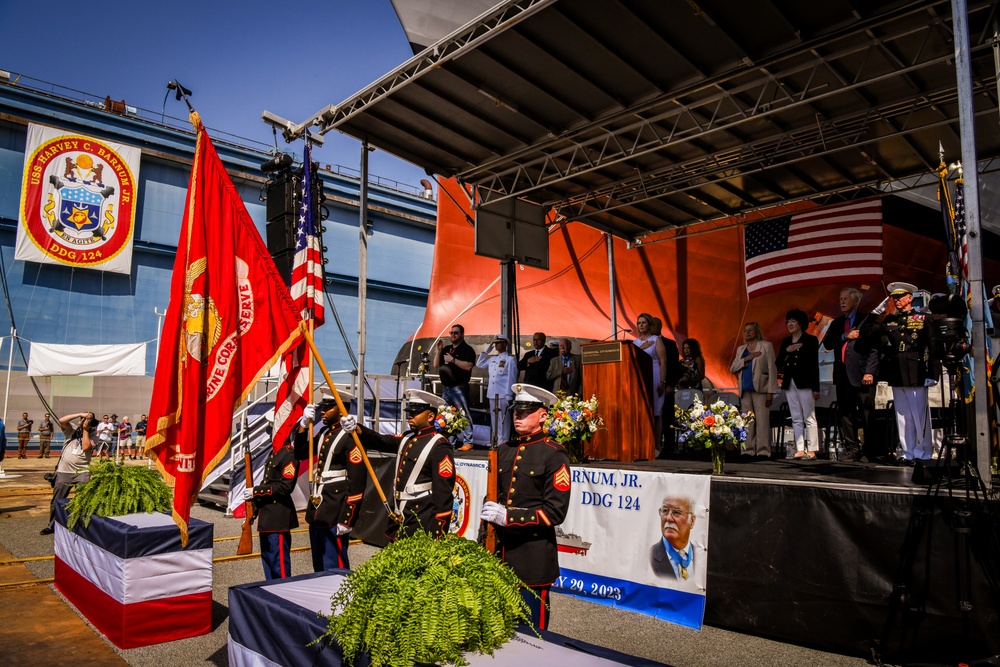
[1,411,147,461]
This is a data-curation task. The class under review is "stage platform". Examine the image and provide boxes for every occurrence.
[353,449,1000,665]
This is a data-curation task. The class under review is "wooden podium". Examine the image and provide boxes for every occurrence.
[581,341,655,461]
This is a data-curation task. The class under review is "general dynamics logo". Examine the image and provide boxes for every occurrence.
[21,134,136,267]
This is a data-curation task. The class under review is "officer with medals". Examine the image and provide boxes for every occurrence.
[244,430,300,580]
[343,388,455,540]
[294,389,367,572]
[868,281,940,463]
[479,383,572,631]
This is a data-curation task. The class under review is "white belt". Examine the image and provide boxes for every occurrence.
[319,469,348,482]
[395,481,432,501]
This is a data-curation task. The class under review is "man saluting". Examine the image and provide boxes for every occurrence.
[479,383,572,630]
[344,389,456,540]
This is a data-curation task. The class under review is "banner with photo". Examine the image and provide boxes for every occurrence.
[449,462,711,629]
[18,123,140,274]
[553,469,710,629]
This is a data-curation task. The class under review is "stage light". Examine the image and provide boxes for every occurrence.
[260,153,294,173]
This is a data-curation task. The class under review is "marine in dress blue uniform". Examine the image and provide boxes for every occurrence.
[347,389,456,540]
[249,443,299,580]
[293,390,367,572]
[868,282,940,462]
[480,383,571,630]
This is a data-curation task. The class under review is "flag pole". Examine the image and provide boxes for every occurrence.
[301,326,397,520]
[307,319,315,483]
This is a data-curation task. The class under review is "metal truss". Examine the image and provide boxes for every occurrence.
[630,156,1000,248]
[555,79,994,224]
[466,0,994,208]
[292,0,557,139]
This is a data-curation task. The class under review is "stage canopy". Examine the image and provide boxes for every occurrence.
[295,0,1000,242]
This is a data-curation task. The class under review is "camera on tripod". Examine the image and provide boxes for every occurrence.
[927,293,969,371]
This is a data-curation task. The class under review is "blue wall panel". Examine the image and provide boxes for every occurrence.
[0,83,437,384]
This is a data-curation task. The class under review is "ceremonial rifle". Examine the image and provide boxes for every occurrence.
[484,394,500,552]
[236,415,255,555]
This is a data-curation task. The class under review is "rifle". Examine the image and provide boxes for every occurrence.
[236,416,255,555]
[483,394,500,552]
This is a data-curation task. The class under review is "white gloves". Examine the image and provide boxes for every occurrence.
[243,486,254,501]
[924,378,938,387]
[336,524,351,536]
[299,404,317,429]
[340,415,358,433]
[872,296,891,315]
[480,501,508,526]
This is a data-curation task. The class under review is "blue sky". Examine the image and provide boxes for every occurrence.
[1,0,428,189]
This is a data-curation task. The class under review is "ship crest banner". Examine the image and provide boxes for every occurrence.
[18,123,140,274]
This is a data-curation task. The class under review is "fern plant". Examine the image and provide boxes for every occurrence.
[321,532,531,667]
[66,460,173,529]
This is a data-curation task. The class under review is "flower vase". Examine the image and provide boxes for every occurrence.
[711,445,725,475]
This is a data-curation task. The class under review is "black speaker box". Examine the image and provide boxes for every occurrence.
[266,214,297,255]
[911,458,961,485]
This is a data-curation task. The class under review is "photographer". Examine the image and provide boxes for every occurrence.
[40,412,97,536]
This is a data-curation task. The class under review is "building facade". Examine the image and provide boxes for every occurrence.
[0,75,436,439]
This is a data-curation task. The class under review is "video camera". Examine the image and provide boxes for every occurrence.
[927,293,969,369]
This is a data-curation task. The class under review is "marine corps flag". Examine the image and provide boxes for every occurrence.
[145,124,304,545]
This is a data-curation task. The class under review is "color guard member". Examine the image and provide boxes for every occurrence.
[245,437,299,580]
[344,388,456,540]
[293,389,367,571]
[480,383,572,630]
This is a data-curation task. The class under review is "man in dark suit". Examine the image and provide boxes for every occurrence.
[821,287,879,462]
[650,495,697,581]
[518,331,557,386]
[546,338,583,395]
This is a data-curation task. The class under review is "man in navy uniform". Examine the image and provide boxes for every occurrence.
[294,389,367,572]
[345,388,455,540]
[480,383,572,630]
[868,282,939,464]
[245,427,301,580]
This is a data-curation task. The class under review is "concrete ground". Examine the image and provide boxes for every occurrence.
[0,455,879,666]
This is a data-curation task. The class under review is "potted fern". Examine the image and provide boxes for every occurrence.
[321,531,531,667]
[66,459,172,528]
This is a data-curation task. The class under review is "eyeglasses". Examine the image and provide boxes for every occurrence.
[405,407,430,416]
[449,330,461,335]
[658,506,691,519]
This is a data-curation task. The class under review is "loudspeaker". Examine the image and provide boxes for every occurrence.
[265,173,300,222]
[912,458,961,485]
[271,250,294,287]
[266,214,297,255]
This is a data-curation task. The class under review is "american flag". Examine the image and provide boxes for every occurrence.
[271,146,325,450]
[953,180,968,282]
[743,199,883,299]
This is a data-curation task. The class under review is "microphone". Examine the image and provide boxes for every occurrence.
[621,328,632,333]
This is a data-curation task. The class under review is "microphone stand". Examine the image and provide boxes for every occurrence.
[599,326,633,342]
[393,360,407,435]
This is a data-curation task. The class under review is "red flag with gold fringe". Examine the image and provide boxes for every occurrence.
[145,125,303,545]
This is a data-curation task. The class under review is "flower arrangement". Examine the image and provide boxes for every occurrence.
[543,393,603,463]
[434,405,470,436]
[675,397,753,473]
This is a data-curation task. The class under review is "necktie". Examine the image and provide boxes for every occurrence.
[561,357,570,390]
[678,549,691,580]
